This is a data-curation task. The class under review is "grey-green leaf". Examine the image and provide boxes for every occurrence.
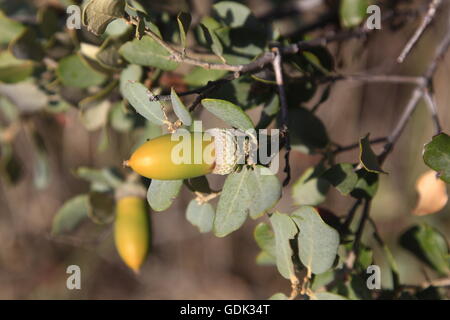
[270,212,298,280]
[359,134,386,174]
[56,54,106,89]
[202,98,254,130]
[147,179,183,212]
[122,81,165,125]
[51,195,90,235]
[80,100,111,131]
[255,221,277,266]
[292,166,329,206]
[184,67,227,86]
[186,199,215,233]
[322,163,358,195]
[400,224,450,276]
[110,101,134,133]
[105,18,130,37]
[254,222,276,258]
[351,169,379,200]
[171,88,192,126]
[247,166,281,219]
[120,64,143,96]
[0,11,25,45]
[119,36,179,70]
[200,24,225,62]
[0,51,33,84]
[177,12,191,51]
[213,1,253,28]
[214,167,252,237]
[82,0,125,35]
[75,166,123,190]
[0,82,48,113]
[291,206,340,274]
[423,133,450,183]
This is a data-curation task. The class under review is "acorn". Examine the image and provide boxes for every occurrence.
[124,129,239,180]
[114,195,150,273]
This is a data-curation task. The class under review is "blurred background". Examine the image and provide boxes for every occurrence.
[0,0,449,299]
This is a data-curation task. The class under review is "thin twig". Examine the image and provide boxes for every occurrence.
[426,277,450,288]
[272,47,291,186]
[152,73,242,112]
[320,74,425,86]
[154,72,424,110]
[123,8,424,118]
[127,16,242,72]
[422,89,443,134]
[401,277,450,290]
[397,0,443,63]
[378,86,425,163]
[379,30,450,163]
[150,80,229,101]
[187,77,234,112]
[334,137,387,155]
[125,13,377,74]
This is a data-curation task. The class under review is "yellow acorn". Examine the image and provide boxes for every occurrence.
[124,129,239,180]
[114,196,150,273]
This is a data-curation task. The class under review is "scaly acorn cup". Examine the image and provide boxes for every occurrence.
[124,129,239,180]
[114,195,150,273]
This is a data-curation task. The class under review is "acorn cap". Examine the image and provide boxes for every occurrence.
[209,128,238,175]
